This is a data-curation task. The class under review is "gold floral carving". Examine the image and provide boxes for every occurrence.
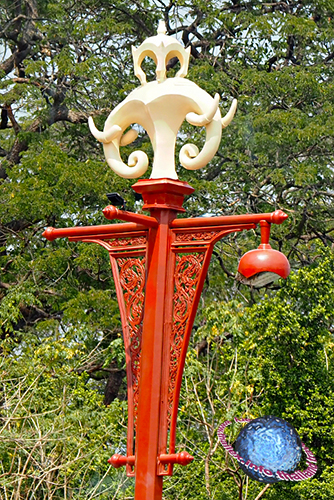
[167,253,205,423]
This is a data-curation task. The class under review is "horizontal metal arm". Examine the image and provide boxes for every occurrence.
[103,205,158,228]
[43,222,147,241]
[43,211,287,242]
[171,210,288,229]
[108,454,135,468]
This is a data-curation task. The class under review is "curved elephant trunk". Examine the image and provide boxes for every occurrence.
[179,99,237,171]
[103,141,149,179]
[221,99,237,128]
[89,117,149,179]
[179,117,222,171]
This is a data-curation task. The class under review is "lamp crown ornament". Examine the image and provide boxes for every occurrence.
[132,20,191,84]
[88,21,237,180]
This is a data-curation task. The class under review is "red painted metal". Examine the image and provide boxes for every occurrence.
[103,205,158,228]
[171,209,288,229]
[53,229,148,478]
[43,222,146,241]
[132,178,194,212]
[158,452,194,465]
[108,454,135,468]
[42,178,289,500]
[238,220,290,279]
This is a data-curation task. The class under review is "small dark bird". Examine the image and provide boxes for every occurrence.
[106,193,127,211]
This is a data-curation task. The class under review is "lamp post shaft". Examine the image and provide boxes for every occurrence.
[134,208,175,500]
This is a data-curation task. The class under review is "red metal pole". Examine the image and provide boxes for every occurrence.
[134,208,175,500]
[131,179,194,500]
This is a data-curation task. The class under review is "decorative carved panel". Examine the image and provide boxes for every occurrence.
[117,255,146,425]
[175,231,217,242]
[167,253,205,424]
[111,236,147,247]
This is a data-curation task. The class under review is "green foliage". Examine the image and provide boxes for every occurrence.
[163,248,334,499]
[0,334,131,499]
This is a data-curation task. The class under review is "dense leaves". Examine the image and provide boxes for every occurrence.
[0,334,130,498]
[171,249,334,499]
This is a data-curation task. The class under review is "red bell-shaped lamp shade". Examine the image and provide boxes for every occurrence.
[237,221,290,288]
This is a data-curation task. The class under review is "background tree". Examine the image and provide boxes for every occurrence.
[0,331,134,499]
[1,0,334,498]
[169,247,334,500]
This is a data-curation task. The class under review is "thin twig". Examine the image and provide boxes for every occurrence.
[254,483,270,500]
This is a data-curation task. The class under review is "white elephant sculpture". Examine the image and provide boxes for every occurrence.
[89,21,237,180]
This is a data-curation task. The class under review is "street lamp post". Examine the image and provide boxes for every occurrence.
[43,22,290,500]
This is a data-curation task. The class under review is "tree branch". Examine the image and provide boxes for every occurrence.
[6,105,21,134]
[6,104,91,165]
[254,483,270,500]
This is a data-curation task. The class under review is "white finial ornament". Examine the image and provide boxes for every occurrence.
[157,20,167,35]
[89,22,237,180]
[131,21,190,84]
